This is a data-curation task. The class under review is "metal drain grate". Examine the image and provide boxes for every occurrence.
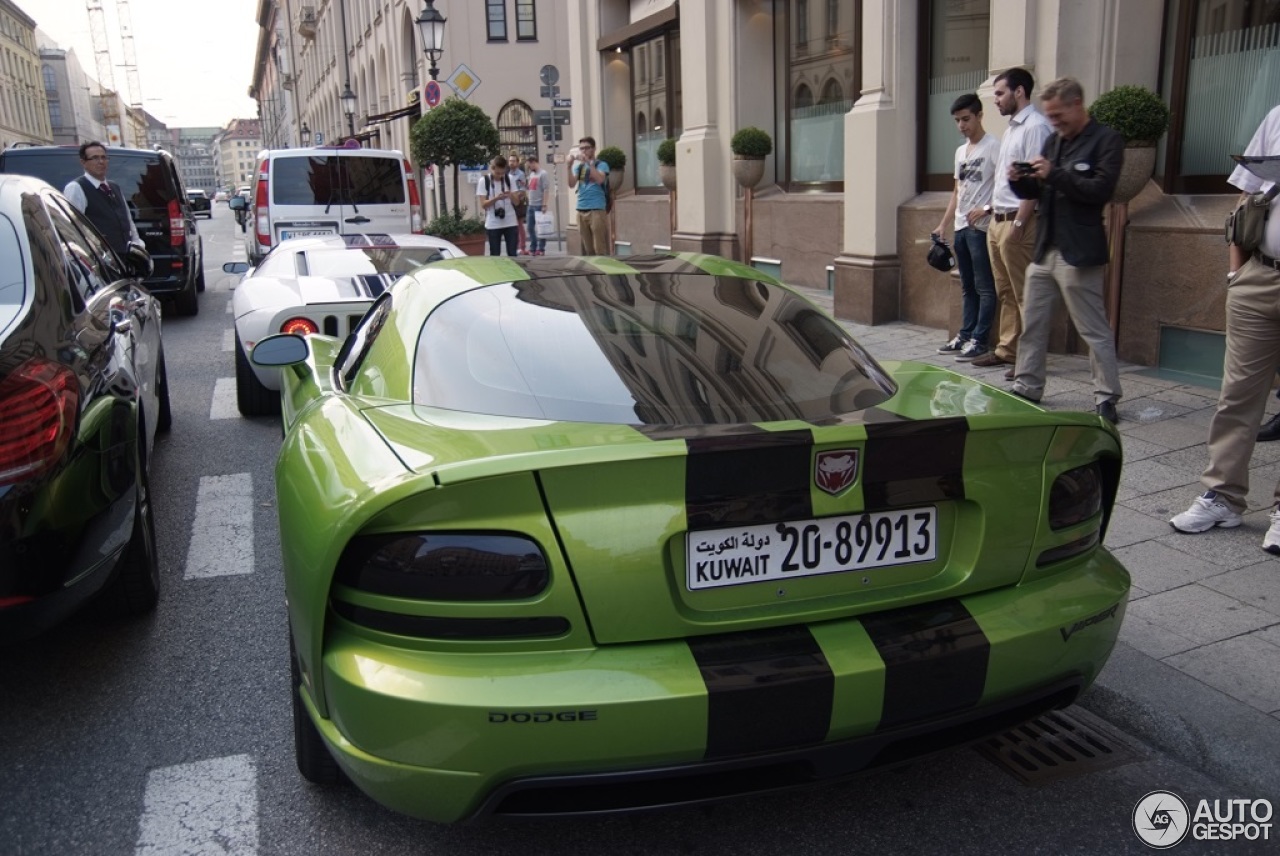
[977,706,1144,786]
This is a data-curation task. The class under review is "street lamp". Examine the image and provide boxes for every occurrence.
[300,121,311,147]
[340,84,357,136]
[415,1,447,81]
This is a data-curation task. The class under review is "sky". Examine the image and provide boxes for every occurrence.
[22,0,261,128]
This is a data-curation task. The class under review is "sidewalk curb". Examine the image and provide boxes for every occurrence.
[1077,642,1280,798]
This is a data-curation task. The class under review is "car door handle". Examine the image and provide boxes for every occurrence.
[344,215,371,224]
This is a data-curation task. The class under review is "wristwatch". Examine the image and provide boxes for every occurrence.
[1013,219,1024,228]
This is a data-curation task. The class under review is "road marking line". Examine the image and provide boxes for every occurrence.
[135,755,258,855]
[226,299,233,313]
[185,473,254,578]
[209,378,238,421]
[222,329,234,352]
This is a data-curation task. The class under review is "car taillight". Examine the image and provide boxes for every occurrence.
[0,359,80,486]
[1048,462,1102,530]
[335,533,551,601]
[254,159,271,248]
[167,198,184,247]
[405,159,423,233]
[279,317,319,336]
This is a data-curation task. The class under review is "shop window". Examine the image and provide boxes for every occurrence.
[1158,0,1280,193]
[774,0,857,189]
[920,0,990,191]
[632,30,682,191]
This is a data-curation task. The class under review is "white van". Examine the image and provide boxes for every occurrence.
[240,145,422,264]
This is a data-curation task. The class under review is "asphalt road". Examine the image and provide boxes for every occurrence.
[0,206,1271,855]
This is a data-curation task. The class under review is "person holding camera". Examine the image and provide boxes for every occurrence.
[478,155,519,257]
[1006,77,1124,424]
[567,136,610,256]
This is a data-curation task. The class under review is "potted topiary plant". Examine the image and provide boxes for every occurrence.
[1088,84,1171,203]
[657,138,677,191]
[409,97,501,218]
[424,207,488,256]
[597,145,626,192]
[730,126,772,189]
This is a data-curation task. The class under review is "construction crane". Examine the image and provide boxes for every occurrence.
[85,0,121,144]
[85,0,144,147]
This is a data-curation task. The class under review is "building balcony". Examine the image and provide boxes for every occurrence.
[297,5,317,40]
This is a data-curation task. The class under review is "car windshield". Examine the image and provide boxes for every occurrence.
[412,274,895,425]
[271,155,405,205]
[302,246,445,277]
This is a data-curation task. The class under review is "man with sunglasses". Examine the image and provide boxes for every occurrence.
[63,141,142,260]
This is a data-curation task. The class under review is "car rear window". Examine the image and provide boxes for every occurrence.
[0,150,176,215]
[271,155,405,206]
[412,275,896,425]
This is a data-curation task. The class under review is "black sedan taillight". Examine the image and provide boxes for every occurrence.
[334,533,550,601]
[0,358,79,486]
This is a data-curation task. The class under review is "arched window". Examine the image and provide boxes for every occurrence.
[653,108,665,134]
[819,79,843,104]
[636,111,648,138]
[497,99,537,163]
[794,83,813,109]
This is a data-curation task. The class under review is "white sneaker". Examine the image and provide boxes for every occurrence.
[1169,491,1243,533]
[937,335,965,355]
[1264,505,1280,555]
[955,339,988,362]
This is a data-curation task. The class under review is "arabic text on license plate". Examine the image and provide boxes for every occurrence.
[281,230,333,239]
[686,507,937,591]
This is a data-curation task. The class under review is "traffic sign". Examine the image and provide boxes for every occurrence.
[533,110,571,126]
[446,63,481,100]
[424,80,442,108]
[552,98,572,108]
[541,126,563,142]
[539,64,559,86]
[314,131,323,145]
[539,85,560,99]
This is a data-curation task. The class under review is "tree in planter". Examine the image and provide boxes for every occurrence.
[1088,85,1170,203]
[597,146,626,191]
[730,126,772,189]
[410,97,501,216]
[657,138,677,191]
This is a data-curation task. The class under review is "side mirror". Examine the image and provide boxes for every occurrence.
[222,261,251,274]
[228,195,247,211]
[251,333,309,368]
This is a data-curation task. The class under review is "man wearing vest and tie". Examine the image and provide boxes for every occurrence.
[63,141,144,263]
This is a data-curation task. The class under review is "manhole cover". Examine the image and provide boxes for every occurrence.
[977,706,1144,786]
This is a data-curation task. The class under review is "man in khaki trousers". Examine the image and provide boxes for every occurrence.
[971,68,1052,379]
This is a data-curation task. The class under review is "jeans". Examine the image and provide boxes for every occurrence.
[487,225,518,256]
[526,205,546,252]
[953,226,996,345]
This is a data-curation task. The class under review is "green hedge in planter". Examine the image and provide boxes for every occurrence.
[730,126,773,158]
[1089,85,1170,145]
[425,207,486,239]
[657,138,677,167]
[597,146,626,170]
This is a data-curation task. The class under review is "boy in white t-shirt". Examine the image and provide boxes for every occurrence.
[932,93,1001,362]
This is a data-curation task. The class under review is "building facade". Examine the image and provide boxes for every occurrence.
[214,117,263,189]
[175,127,221,195]
[257,0,572,222]
[1,0,52,148]
[565,0,1280,375]
[37,41,108,146]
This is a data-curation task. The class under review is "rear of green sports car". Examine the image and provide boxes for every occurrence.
[272,255,1129,823]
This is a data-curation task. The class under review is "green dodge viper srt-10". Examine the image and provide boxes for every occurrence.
[252,253,1130,823]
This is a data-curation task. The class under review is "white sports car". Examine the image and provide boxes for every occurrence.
[225,232,463,415]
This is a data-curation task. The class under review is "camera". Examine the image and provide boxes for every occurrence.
[1013,161,1034,175]
[495,205,506,219]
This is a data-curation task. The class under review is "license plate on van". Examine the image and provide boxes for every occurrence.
[280,229,334,239]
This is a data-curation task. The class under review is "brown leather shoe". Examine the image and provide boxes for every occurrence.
[1259,411,1280,442]
[971,352,1011,368]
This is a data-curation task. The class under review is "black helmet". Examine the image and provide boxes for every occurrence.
[926,233,955,273]
[125,243,152,278]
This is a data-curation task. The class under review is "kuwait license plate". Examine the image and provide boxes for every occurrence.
[280,229,333,239]
[686,506,937,591]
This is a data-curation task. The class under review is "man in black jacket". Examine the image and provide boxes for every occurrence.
[62,141,141,260]
[1006,77,1124,424]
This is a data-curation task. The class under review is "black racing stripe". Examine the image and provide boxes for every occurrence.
[689,626,833,759]
[685,429,813,528]
[354,273,397,298]
[862,599,990,730]
[861,417,968,509]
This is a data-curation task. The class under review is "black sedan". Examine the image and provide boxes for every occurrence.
[0,175,170,642]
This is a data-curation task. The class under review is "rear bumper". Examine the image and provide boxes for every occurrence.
[307,549,1129,823]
